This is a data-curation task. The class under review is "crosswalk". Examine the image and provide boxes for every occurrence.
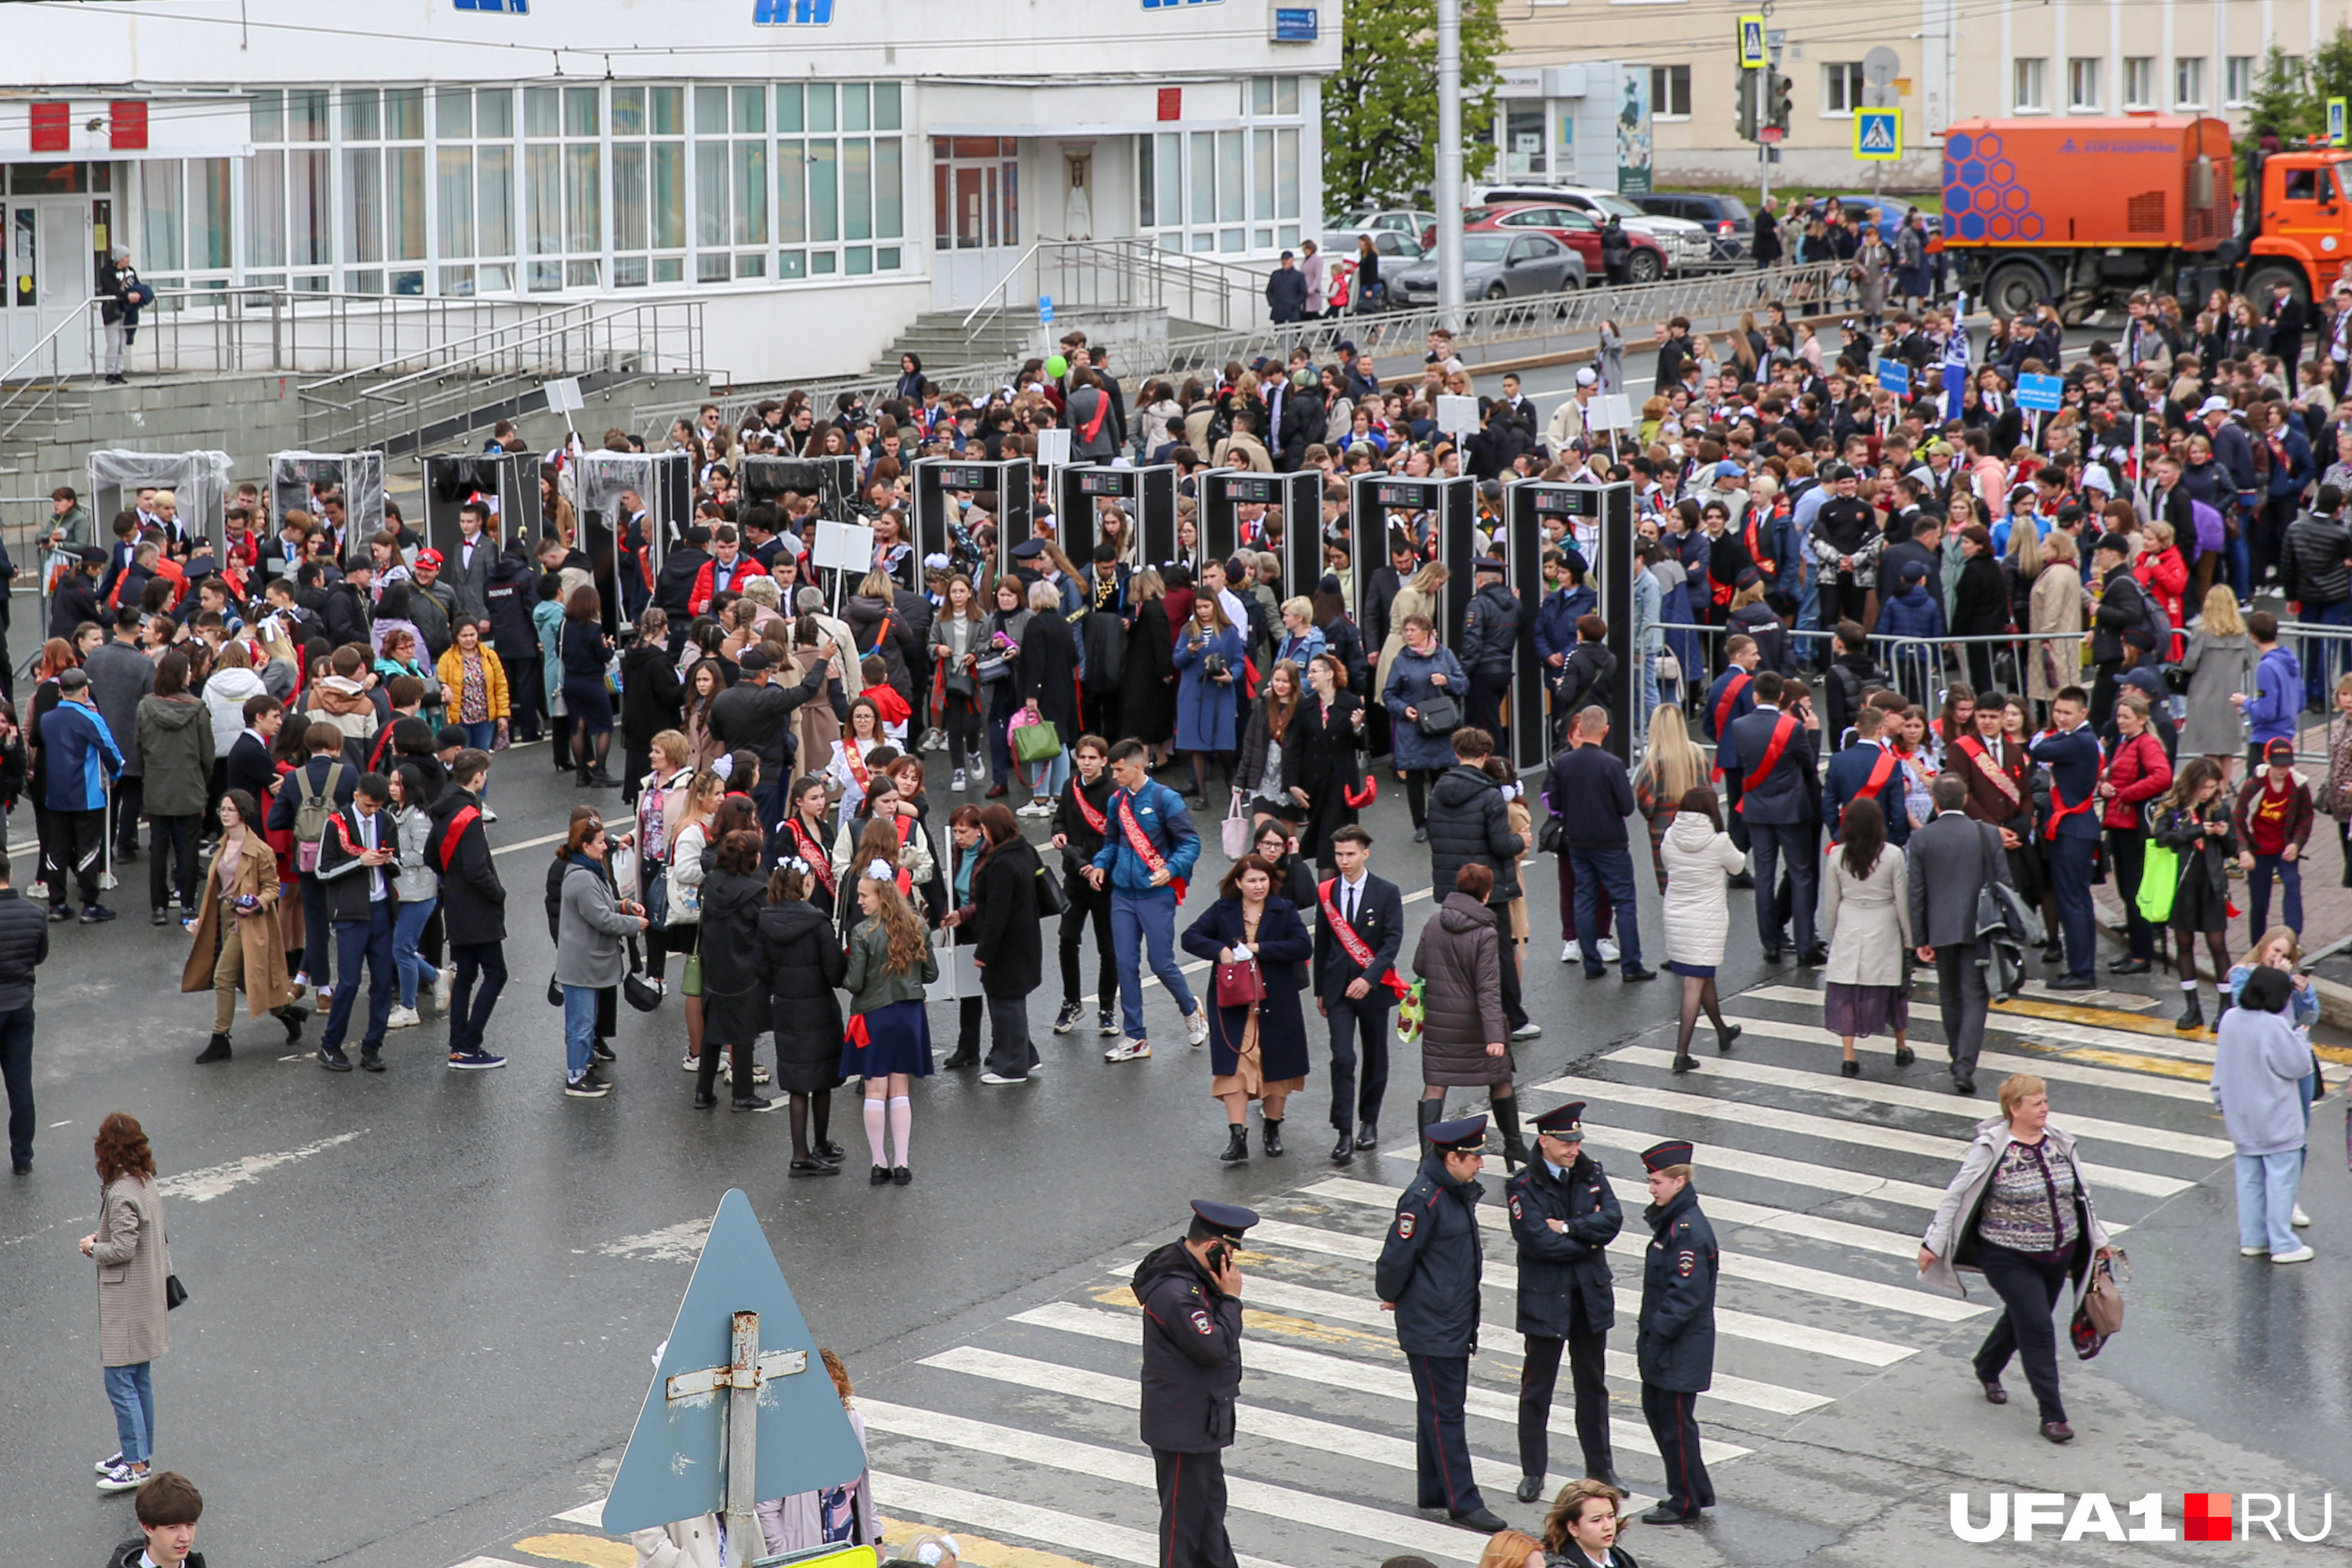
[457,979,2236,1568]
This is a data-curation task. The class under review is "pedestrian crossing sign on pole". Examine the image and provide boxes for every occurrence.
[2331,96,2348,147]
[1854,108,1901,162]
[1737,14,1767,69]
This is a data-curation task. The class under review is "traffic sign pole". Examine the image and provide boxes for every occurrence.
[726,1313,760,1568]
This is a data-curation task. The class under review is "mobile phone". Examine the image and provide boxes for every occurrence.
[1206,1243,1230,1276]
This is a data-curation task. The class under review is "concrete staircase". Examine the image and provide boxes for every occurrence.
[865,309,1044,379]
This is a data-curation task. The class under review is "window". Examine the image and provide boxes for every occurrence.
[1820,63,1866,117]
[2174,56,2208,108]
[2012,57,2049,113]
[1651,64,1692,119]
[1137,82,1302,255]
[782,82,906,280]
[1502,101,1545,177]
[2068,57,2103,111]
[2123,56,2156,108]
[2227,55,2256,105]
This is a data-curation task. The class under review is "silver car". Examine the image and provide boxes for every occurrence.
[1392,231,1587,303]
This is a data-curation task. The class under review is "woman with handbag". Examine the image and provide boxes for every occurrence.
[2098,693,2173,976]
[1181,851,1315,1163]
[841,863,939,1186]
[1236,659,1305,825]
[929,574,989,793]
[1381,614,1469,842]
[2151,756,2238,1033]
[762,858,850,1176]
[982,577,1033,799]
[180,789,304,1063]
[664,768,726,1076]
[82,1112,173,1493]
[1017,578,1083,815]
[1172,591,1247,809]
[694,828,775,1112]
[1283,652,1366,871]
[1918,1073,2118,1444]
[970,803,1046,1085]
[1120,569,1179,768]
[938,805,989,1069]
[1374,559,1450,711]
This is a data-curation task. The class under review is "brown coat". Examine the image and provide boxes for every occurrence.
[1411,891,1511,1086]
[179,833,297,1016]
[93,1174,169,1367]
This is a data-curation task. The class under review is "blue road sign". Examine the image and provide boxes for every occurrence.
[1039,295,1054,325]
[1853,108,1901,161]
[1875,359,1911,397]
[602,1189,866,1537]
[2016,372,2063,413]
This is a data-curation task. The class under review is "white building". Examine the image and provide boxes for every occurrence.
[2,0,1337,383]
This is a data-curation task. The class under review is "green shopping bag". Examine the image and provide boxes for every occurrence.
[2135,841,2179,926]
[1012,718,1062,764]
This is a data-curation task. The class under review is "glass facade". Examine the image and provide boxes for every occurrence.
[1137,75,1305,256]
[139,79,908,298]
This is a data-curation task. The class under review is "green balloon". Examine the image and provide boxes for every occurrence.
[1045,354,1069,379]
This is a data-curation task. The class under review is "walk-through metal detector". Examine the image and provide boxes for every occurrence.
[1347,473,1478,644]
[267,451,385,566]
[421,452,542,561]
[1201,469,1320,603]
[576,450,688,635]
[1055,463,1176,571]
[1506,479,1635,764]
[913,456,1033,582]
[740,455,857,521]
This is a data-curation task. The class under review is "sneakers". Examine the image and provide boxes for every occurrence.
[951,769,968,791]
[318,1047,353,1072]
[1100,1011,1120,1036]
[2274,1244,2317,1265]
[1018,797,1055,818]
[79,905,117,924]
[1052,1001,1084,1035]
[94,1451,123,1473]
[448,1051,506,1070]
[385,1005,423,1030]
[1104,1038,1153,1062]
[96,1461,143,1494]
[479,804,499,823]
[564,1074,612,1098]
[1596,937,1621,964]
[1509,1022,1543,1040]
[1184,1009,1210,1047]
[682,1052,700,1073]
[1560,940,1578,963]
[45,904,68,923]
[432,967,456,1014]
[2294,1204,2312,1228]
[979,1070,1033,1085]
[151,907,170,927]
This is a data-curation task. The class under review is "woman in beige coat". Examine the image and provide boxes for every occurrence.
[2025,528,2088,715]
[1374,558,1450,714]
[82,1112,171,1494]
[179,789,302,1065]
[1820,796,1913,1077]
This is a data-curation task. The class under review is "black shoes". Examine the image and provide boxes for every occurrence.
[815,1139,846,1161]
[1515,1475,1544,1504]
[1716,1022,1742,1053]
[1726,871,1755,889]
[79,906,116,925]
[274,1006,305,1044]
[1219,1124,1250,1163]
[1671,1054,1698,1074]
[789,1158,840,1177]
[869,1164,891,1185]
[1448,1506,1508,1532]
[942,1050,979,1069]
[318,1047,352,1072]
[1330,1131,1356,1163]
[2177,994,2205,1031]
[693,1089,719,1109]
[2049,973,2096,991]
[151,908,169,927]
[1587,1467,1623,1492]
[1982,1380,2009,1405]
[1759,947,1783,964]
[731,1093,773,1112]
[194,1033,231,1064]
[1893,1044,1915,1067]
[1622,966,1657,982]
[2110,956,2152,975]
[891,1165,913,1186]
[593,1040,617,1062]
[360,1051,385,1073]
[1840,1058,1861,1077]
[1640,1504,1702,1526]
[1261,1118,1285,1157]
[1953,1073,1977,1094]
[1355,1119,1378,1151]
[1798,946,1828,967]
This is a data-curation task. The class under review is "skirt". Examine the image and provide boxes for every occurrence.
[563,678,615,735]
[2171,868,2230,936]
[1208,1007,1305,1103]
[1667,960,1715,978]
[1824,980,1909,1040]
[841,997,934,1079]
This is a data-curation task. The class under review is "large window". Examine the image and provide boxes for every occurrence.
[1137,78,1303,255]
[1651,64,1692,119]
[1820,64,1866,117]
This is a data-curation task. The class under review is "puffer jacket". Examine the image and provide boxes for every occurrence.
[201,664,269,758]
[2282,510,2352,608]
[1657,810,1744,967]
[1873,580,1947,641]
[1424,764,1524,902]
[1411,891,1509,1084]
[842,592,918,703]
[2099,729,2172,830]
[133,694,216,819]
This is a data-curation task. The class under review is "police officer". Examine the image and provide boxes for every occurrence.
[1505,1102,1624,1501]
[1635,1139,1719,1526]
[1374,1114,1505,1531]
[1134,1199,1256,1568]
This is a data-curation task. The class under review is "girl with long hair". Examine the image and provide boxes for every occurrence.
[82,1111,169,1492]
[929,573,989,791]
[181,788,304,1062]
[762,858,850,1175]
[1632,703,1708,894]
[665,768,728,1075]
[1236,659,1304,821]
[1660,785,1746,1072]
[560,584,618,788]
[826,697,890,822]
[1173,589,1247,807]
[1820,796,1915,1077]
[2152,755,2237,1031]
[841,866,938,1185]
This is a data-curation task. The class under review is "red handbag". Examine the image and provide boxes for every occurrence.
[1214,958,1265,1007]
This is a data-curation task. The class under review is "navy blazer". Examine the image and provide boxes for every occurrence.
[1821,739,1910,844]
[1728,705,1817,826]
[2029,724,2106,841]
[1310,870,1404,1004]
[1697,665,1756,746]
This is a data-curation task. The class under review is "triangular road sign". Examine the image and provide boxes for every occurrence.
[602,1189,866,1536]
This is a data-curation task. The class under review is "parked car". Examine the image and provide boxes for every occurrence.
[1392,231,1588,304]
[1824,194,1943,244]
[1471,184,1712,273]
[1328,208,1439,241]
[1635,191,1751,263]
[1323,228,1425,263]
[1465,202,1669,285]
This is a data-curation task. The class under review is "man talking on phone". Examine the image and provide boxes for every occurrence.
[1134,1199,1256,1568]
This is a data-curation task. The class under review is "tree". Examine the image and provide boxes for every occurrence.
[1324,0,1504,212]
[2246,32,2352,142]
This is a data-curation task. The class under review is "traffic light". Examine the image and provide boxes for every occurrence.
[1736,67,1759,141]
[1767,72,1795,132]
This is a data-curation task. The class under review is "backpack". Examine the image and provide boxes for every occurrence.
[293,760,347,873]
[2132,577,2171,661]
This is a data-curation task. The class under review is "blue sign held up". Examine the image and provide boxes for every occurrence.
[1875,359,1911,397]
[1038,295,1054,326]
[753,0,833,24]
[2016,372,2063,413]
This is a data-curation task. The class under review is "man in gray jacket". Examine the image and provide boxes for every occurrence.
[1906,773,2008,1095]
[84,607,155,862]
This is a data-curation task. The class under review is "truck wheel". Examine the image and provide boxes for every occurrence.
[2245,263,2309,312]
[1981,260,2048,320]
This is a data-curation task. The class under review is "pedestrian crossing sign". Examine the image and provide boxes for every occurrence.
[2331,96,2348,147]
[1854,108,1902,162]
[1737,14,1767,69]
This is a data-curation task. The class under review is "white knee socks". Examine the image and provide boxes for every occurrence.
[887,1095,912,1167]
[862,1094,888,1166]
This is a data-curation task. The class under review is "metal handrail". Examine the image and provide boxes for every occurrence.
[298,299,606,399]
[959,239,1047,338]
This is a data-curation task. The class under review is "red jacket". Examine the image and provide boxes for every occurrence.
[2100,729,2172,830]
[2133,546,2187,659]
[687,554,768,617]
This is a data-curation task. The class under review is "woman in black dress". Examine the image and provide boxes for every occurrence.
[760,858,849,1174]
[2151,756,2236,1033]
[560,584,619,789]
[1284,652,1365,871]
[694,827,773,1112]
[1120,568,1178,760]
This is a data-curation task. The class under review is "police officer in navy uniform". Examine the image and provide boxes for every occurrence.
[1505,1102,1624,1501]
[1374,1114,1506,1530]
[1635,1139,1719,1525]
[1134,1199,1257,1568]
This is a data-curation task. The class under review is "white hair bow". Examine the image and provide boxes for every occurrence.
[866,858,895,881]
[778,855,809,875]
[711,753,735,781]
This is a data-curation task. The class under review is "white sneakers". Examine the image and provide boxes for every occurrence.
[2294,1205,2312,1228]
[1184,1009,1210,1047]
[1104,1038,1152,1062]
[951,769,968,791]
[1018,798,1056,818]
[1559,941,1577,963]
[385,1005,422,1029]
[1510,1022,1543,1040]
[2274,1245,2317,1265]
[1597,938,1621,964]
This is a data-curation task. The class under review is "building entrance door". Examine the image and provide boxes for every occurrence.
[930,137,1024,313]
[3,195,96,376]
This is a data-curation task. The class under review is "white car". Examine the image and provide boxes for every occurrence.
[1465,183,1712,273]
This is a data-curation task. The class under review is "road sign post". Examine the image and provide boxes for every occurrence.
[1854,108,1902,162]
[2332,97,2349,147]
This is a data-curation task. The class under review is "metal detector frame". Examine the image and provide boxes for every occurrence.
[1054,463,1177,574]
[1509,479,1637,764]
[913,456,1034,584]
[1346,473,1479,647]
[267,451,387,568]
[1200,468,1321,606]
[420,452,543,562]
[740,455,858,521]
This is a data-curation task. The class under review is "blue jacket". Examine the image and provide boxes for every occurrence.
[1636,1181,1718,1393]
[1534,584,1594,672]
[38,699,123,812]
[1822,739,1911,845]
[1382,643,1470,772]
[1729,705,1817,826]
[2245,644,2303,745]
[1091,779,1202,895]
[1171,622,1247,753]
[1874,580,1948,642]
[2267,423,2315,500]
[2027,724,2105,841]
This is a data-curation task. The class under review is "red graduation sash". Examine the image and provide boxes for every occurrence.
[1829,745,1900,849]
[1116,790,1187,904]
[1318,878,1410,1001]
[1073,780,1108,833]
[1734,713,1798,817]
[786,817,837,897]
[435,805,481,873]
[1954,733,2022,810]
[1708,668,1751,779]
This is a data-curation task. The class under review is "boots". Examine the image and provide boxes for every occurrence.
[576,764,595,790]
[2176,989,2205,1033]
[273,1005,304,1044]
[1219,1123,1250,1163]
[1492,1094,1528,1171]
[194,1032,231,1065]
[1261,1117,1284,1158]
[1417,1098,1445,1142]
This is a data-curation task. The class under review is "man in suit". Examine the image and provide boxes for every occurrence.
[2269,278,2309,380]
[1820,704,1910,845]
[445,499,499,628]
[311,771,399,1073]
[2031,685,2104,989]
[1313,825,1404,1163]
[1728,670,1823,964]
[1907,772,2010,1093]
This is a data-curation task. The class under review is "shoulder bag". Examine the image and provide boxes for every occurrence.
[1035,861,1071,916]
[1219,797,1251,860]
[1414,690,1463,736]
[1214,954,1265,1007]
[2069,1249,2128,1359]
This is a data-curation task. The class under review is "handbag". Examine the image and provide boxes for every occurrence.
[681,946,703,998]
[2069,1250,2128,1359]
[622,971,662,1012]
[1013,717,1062,764]
[165,1272,188,1311]
[2135,839,2180,925]
[1219,797,1251,860]
[1537,814,1567,855]
[1035,862,1071,916]
[1414,690,1462,736]
[546,974,563,1007]
[1214,956,1265,1007]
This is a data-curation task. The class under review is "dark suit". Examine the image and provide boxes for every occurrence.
[1729,704,1818,955]
[1312,869,1403,1137]
[2029,724,2104,978]
[1906,811,2009,1080]
[1821,739,1909,846]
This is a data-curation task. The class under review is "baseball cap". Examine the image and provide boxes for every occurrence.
[1899,561,1929,584]
[2196,394,2230,418]
[2267,737,2298,764]
[436,724,470,750]
[738,648,773,672]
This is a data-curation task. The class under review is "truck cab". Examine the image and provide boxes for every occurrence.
[2238,149,2352,307]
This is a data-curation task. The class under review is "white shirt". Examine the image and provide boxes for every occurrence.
[356,809,387,902]
[1337,866,1369,927]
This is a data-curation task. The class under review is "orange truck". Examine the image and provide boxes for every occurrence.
[1941,115,2352,319]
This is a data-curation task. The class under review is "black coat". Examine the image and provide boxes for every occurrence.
[619,640,684,743]
[425,786,505,945]
[1636,1182,1718,1392]
[1505,1149,1622,1337]
[654,546,710,617]
[1120,601,1178,739]
[322,579,373,649]
[1952,552,2012,637]
[1425,764,1524,901]
[484,550,539,662]
[971,836,1045,998]
[761,898,848,1091]
[1019,608,1083,742]
[1374,1149,1486,1356]
[1132,1240,1242,1454]
[698,868,771,1047]
[1179,895,1313,1081]
[0,887,50,1011]
[1283,689,1363,798]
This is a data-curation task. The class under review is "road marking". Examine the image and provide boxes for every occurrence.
[1464,1138,1952,1210]
[862,1397,1486,1559]
[597,1218,712,1262]
[155,1130,363,1203]
[1716,1010,2216,1100]
[509,1536,632,1568]
[1597,1175,1924,1260]
[1602,1046,2234,1160]
[550,1501,607,1528]
[48,1119,71,1127]
[1748,985,2223,1065]
[492,830,568,857]
[1534,1076,2194,1198]
[875,1469,1298,1568]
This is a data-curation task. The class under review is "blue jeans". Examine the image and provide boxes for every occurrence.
[321,901,396,1052]
[1109,887,1196,1041]
[0,1004,31,1167]
[2307,600,2352,706]
[2235,1149,2303,1254]
[1028,745,1071,797]
[460,720,497,752]
[393,895,440,1008]
[104,1362,154,1466]
[2248,852,2304,938]
[562,982,600,1080]
[1636,654,1660,743]
[1570,844,1643,974]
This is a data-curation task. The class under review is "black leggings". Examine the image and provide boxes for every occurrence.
[1061,879,1116,1011]
[1402,768,1443,828]
[945,702,983,775]
[1973,1240,2070,1423]
[147,814,200,913]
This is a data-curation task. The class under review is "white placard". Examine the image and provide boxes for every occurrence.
[1435,394,1480,436]
[543,376,585,414]
[1588,393,1635,431]
[813,518,877,575]
[1033,427,1073,468]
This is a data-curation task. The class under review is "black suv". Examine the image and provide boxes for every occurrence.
[1635,192,1751,263]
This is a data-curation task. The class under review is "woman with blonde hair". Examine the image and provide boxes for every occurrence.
[841,864,938,1185]
[1632,705,1708,892]
[1374,556,1450,703]
[2026,528,2086,718]
[2180,584,2256,772]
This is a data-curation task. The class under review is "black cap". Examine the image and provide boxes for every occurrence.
[1642,1139,1695,1172]
[436,724,470,750]
[739,648,773,672]
[1011,538,1047,559]
[1561,549,1588,573]
[2267,736,2298,763]
[1473,557,1506,574]
[78,546,106,564]
[1336,339,1358,353]
[1189,1200,1260,1239]
[1425,1113,1490,1152]
[1734,565,1761,590]
[685,524,712,546]
[2094,532,2135,557]
[1532,1102,1587,1138]
[1318,572,1344,596]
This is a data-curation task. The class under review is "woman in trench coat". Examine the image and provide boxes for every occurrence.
[1181,852,1314,1163]
[180,787,302,1064]
[1820,796,1914,1078]
[82,1111,171,1494]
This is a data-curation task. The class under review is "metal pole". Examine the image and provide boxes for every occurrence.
[724,1312,759,1568]
[1435,0,1465,329]
[1755,74,1771,205]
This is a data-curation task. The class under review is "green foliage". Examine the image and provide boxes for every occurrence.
[2246,32,2352,140]
[1325,0,1504,210]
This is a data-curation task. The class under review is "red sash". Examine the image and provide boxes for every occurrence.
[786,818,837,897]
[1317,878,1411,1000]
[844,741,873,794]
[2045,783,2098,840]
[435,805,481,873]
[1954,734,2022,810]
[1116,790,1187,904]
[1734,713,1798,816]
[1073,782,1108,834]
[1708,669,1751,779]
[1829,746,1900,848]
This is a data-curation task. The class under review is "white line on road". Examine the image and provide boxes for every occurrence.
[156,1130,363,1203]
[875,1469,1298,1568]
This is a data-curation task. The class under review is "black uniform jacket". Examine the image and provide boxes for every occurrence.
[1636,1182,1718,1393]
[1374,1149,1486,1357]
[1134,1240,1243,1454]
[1505,1149,1623,1337]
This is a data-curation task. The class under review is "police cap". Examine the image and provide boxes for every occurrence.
[1010,537,1048,559]
[1189,1200,1260,1240]
[1531,1102,1586,1138]
[1426,1113,1490,1152]
[1642,1138,1695,1172]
